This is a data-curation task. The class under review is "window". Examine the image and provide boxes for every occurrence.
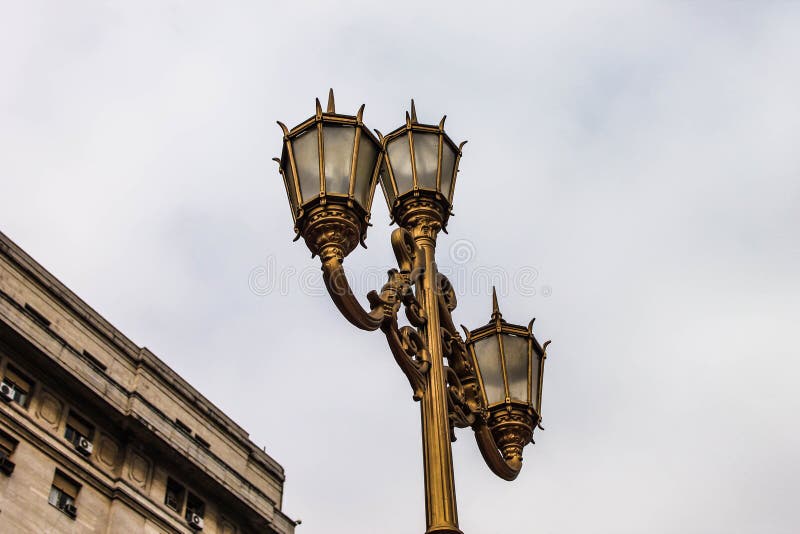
[81,350,107,372]
[24,303,51,327]
[49,470,80,518]
[175,418,192,435]
[165,478,186,512]
[64,410,94,448]
[1,365,33,407]
[0,430,18,476]
[186,492,205,519]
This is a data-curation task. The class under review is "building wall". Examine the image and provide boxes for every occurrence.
[0,233,295,534]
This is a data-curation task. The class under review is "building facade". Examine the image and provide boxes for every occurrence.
[0,231,295,534]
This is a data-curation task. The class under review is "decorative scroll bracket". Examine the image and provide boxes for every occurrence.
[319,227,431,400]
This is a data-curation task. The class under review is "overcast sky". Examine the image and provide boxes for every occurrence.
[2,2,799,533]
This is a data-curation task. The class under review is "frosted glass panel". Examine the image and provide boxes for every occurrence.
[293,130,320,203]
[355,135,379,207]
[281,159,298,213]
[413,133,439,190]
[379,160,396,207]
[323,126,355,195]
[531,354,542,410]
[474,336,505,405]
[440,144,456,202]
[387,135,414,196]
[502,334,530,403]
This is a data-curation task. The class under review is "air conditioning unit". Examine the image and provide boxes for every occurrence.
[0,455,15,476]
[186,512,204,530]
[75,437,93,456]
[0,383,14,402]
[64,503,78,518]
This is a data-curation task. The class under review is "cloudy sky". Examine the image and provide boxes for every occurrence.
[2,1,799,533]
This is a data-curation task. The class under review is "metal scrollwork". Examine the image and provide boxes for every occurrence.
[444,366,478,437]
[438,272,458,312]
[319,227,432,400]
[318,222,531,479]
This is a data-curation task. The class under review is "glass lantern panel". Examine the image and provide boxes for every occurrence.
[474,336,505,405]
[379,161,396,207]
[531,353,543,411]
[440,143,457,202]
[292,129,321,203]
[386,135,414,196]
[281,158,298,215]
[323,125,355,195]
[412,132,440,190]
[502,334,530,403]
[355,134,379,207]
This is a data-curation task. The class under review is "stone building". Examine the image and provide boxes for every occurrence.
[0,231,296,534]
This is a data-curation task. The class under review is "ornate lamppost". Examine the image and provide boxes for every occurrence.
[274,90,551,534]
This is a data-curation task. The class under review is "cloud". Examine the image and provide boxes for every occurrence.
[1,1,798,533]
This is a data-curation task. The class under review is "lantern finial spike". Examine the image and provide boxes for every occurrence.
[491,286,503,322]
[327,88,335,113]
[460,324,471,341]
[410,99,418,123]
[315,97,323,117]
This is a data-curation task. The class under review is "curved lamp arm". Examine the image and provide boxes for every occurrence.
[321,256,384,331]
[474,423,522,481]
[317,228,430,399]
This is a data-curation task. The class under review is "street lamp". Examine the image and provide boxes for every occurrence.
[274,90,551,534]
[464,290,550,480]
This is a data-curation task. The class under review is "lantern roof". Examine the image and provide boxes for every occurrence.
[277,89,381,146]
[464,288,548,357]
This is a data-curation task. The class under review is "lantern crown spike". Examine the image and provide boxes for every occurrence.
[491,286,504,323]
[410,99,418,123]
[327,88,335,113]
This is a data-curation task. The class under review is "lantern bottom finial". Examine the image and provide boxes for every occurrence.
[393,192,450,240]
[297,199,367,262]
[488,404,538,467]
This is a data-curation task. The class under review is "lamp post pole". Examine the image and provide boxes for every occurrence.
[274,91,550,534]
[407,209,461,534]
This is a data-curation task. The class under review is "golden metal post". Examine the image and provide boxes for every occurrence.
[403,199,462,534]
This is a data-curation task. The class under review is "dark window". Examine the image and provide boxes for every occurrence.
[0,430,18,476]
[64,411,94,446]
[186,492,205,519]
[175,418,192,435]
[49,470,80,518]
[24,303,51,327]
[0,431,17,456]
[81,350,107,372]
[1,365,33,407]
[165,478,186,512]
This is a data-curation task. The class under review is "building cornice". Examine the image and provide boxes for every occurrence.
[0,232,285,479]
